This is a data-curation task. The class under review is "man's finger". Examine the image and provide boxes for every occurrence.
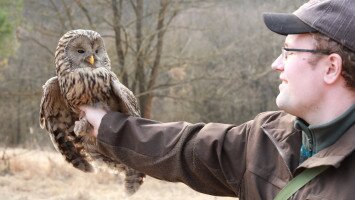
[79,105,88,112]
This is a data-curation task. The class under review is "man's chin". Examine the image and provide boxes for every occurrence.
[276,96,288,111]
[275,96,283,109]
[276,100,299,117]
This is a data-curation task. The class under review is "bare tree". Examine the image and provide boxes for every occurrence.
[0,0,302,147]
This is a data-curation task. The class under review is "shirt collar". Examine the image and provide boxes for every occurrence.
[295,104,355,154]
[297,124,355,169]
[261,105,355,172]
[295,104,355,170]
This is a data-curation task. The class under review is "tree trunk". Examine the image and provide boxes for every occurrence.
[112,0,127,85]
[143,0,168,119]
[132,0,148,116]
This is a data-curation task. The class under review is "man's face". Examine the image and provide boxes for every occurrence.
[271,34,327,118]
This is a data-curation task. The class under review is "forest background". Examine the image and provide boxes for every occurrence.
[0,0,306,147]
[0,0,305,199]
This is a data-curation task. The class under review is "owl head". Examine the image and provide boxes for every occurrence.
[55,29,111,75]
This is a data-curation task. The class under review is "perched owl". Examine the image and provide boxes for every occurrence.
[39,29,145,195]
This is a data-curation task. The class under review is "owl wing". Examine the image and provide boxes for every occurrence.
[39,76,94,172]
[109,73,146,194]
[110,72,141,117]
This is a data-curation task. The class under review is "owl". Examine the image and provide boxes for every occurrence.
[39,29,145,195]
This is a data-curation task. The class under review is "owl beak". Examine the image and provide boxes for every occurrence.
[87,55,95,65]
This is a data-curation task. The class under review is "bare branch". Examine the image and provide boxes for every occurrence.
[146,0,168,91]
[112,0,127,84]
[133,0,145,97]
[49,0,67,30]
[0,91,42,97]
[143,2,181,58]
[102,17,114,27]
[135,76,205,97]
[75,0,94,29]
[30,38,54,56]
[129,0,137,13]
[16,31,54,57]
[154,94,202,104]
[61,0,74,29]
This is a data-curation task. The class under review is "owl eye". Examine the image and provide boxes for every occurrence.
[77,50,85,54]
[95,49,99,54]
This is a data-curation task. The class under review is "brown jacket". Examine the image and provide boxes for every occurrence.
[97,111,355,200]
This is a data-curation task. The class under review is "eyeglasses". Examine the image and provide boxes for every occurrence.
[281,47,331,62]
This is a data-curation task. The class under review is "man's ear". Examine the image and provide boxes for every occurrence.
[324,53,343,84]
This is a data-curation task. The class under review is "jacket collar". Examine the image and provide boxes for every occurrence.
[295,104,355,156]
[298,124,355,169]
[261,111,355,173]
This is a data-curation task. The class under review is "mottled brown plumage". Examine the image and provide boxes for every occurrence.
[39,29,145,195]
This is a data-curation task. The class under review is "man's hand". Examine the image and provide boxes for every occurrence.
[79,105,107,137]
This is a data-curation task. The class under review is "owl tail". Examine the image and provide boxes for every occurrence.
[50,128,94,172]
[124,167,146,195]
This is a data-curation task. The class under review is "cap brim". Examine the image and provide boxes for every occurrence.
[263,13,317,35]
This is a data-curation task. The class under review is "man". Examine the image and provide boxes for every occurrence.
[81,0,355,199]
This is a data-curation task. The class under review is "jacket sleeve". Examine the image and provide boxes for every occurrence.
[96,112,251,197]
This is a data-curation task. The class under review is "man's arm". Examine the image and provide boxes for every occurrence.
[81,106,250,197]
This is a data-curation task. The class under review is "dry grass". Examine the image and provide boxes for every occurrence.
[0,148,236,200]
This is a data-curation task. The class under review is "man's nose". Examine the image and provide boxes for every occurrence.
[271,54,284,71]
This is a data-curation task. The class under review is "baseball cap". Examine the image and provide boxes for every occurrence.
[263,0,355,52]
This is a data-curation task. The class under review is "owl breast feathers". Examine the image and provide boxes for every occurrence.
[39,29,144,195]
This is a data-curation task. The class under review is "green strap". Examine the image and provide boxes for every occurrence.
[274,166,329,200]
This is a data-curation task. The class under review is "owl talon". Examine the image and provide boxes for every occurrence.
[74,118,92,136]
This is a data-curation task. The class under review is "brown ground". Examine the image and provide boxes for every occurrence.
[0,148,236,200]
